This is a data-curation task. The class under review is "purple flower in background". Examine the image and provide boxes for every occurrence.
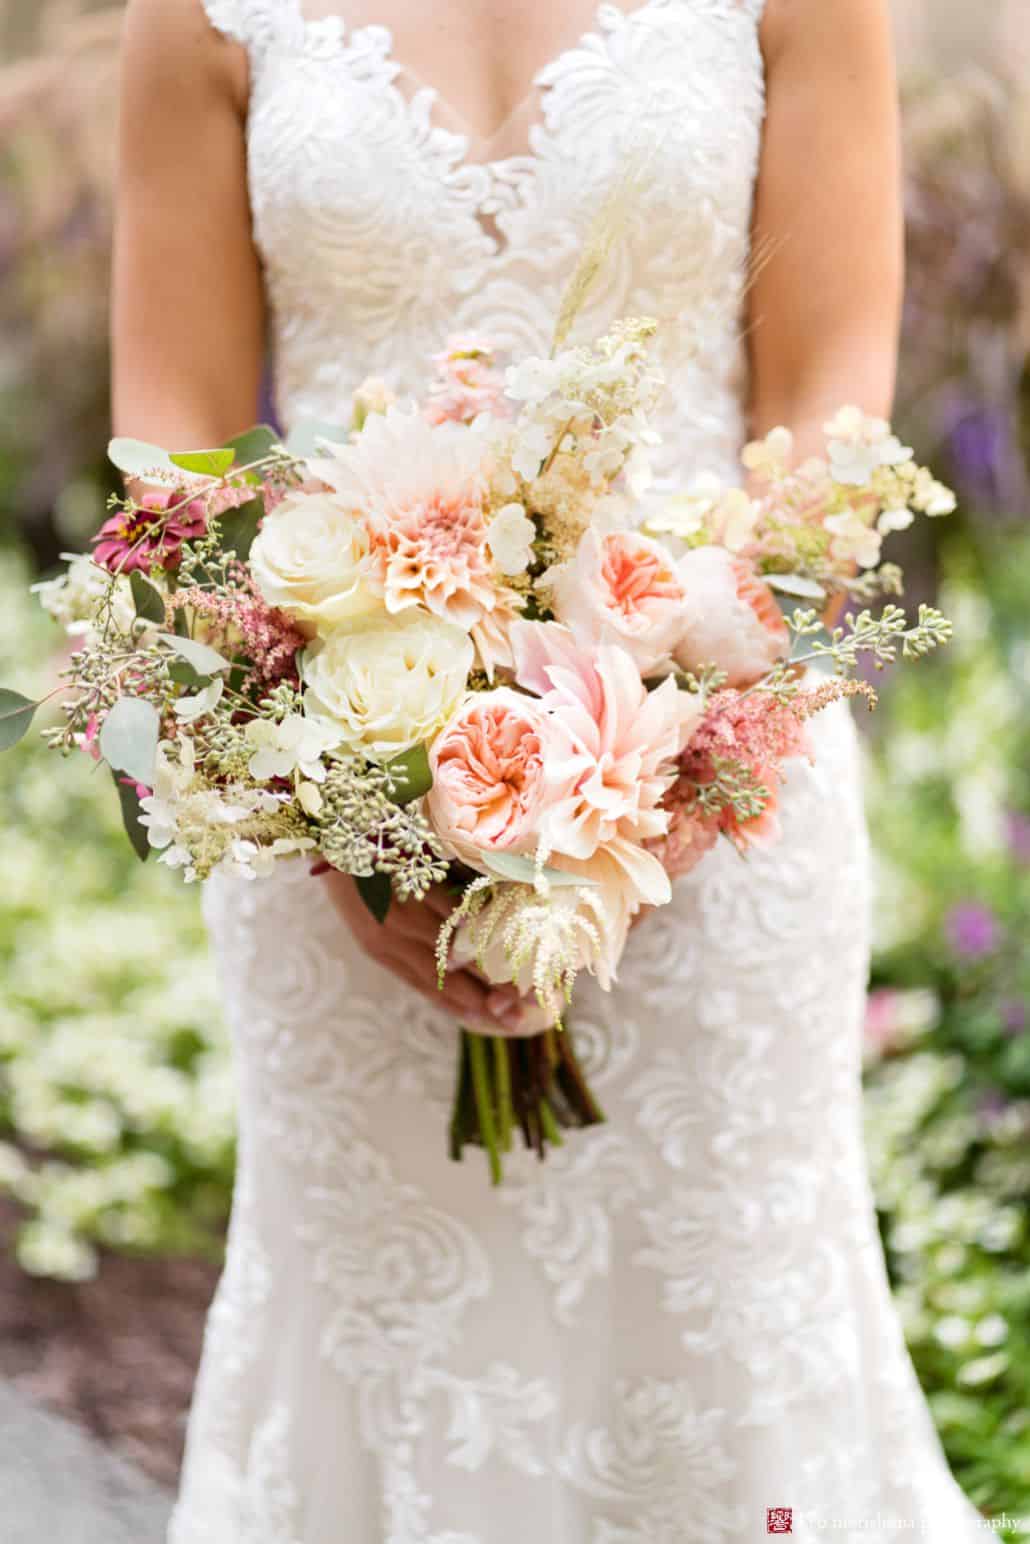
[1005,811,1030,865]
[946,902,1002,959]
[1002,1000,1027,1038]
[977,1089,1010,1127]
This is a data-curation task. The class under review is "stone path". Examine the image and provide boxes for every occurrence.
[0,1382,172,1543]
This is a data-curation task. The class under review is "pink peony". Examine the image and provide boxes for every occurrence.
[673,546,789,688]
[510,620,699,889]
[92,489,208,575]
[426,688,577,867]
[550,528,689,675]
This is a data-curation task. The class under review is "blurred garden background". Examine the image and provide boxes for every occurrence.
[1,0,1029,1520]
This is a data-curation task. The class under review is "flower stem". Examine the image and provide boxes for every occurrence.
[538,1098,564,1149]
[467,1031,503,1186]
[492,1035,514,1153]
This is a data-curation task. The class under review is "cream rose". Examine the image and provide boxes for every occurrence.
[249,490,381,633]
[300,611,473,761]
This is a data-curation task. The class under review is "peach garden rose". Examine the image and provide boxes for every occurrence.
[549,527,689,675]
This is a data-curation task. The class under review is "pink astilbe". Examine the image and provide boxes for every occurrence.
[168,562,306,692]
[651,688,814,876]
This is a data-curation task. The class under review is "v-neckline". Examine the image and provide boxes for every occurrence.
[330,0,667,165]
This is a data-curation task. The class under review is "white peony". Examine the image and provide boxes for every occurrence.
[300,610,474,761]
[249,490,382,632]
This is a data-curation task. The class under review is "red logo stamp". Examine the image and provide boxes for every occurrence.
[767,1509,793,1535]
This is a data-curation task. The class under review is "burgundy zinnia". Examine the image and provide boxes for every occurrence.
[92,489,208,575]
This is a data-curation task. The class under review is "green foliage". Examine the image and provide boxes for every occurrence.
[0,548,232,1282]
[862,530,1030,1533]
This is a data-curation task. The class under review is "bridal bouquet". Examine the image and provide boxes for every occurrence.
[1,319,955,1182]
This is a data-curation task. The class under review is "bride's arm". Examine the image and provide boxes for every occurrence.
[111,0,517,1035]
[747,0,903,458]
[112,0,264,443]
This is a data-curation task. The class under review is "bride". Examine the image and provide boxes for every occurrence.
[113,1,988,1539]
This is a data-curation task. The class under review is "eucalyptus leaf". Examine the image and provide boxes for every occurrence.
[479,851,598,888]
[107,438,176,478]
[355,872,393,924]
[157,633,232,675]
[169,447,236,477]
[385,742,432,805]
[765,572,827,600]
[286,418,349,458]
[218,496,264,562]
[224,424,281,467]
[167,660,213,689]
[99,697,160,786]
[0,689,40,752]
[129,570,167,625]
[112,769,151,863]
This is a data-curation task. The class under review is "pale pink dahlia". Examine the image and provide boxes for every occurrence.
[510,620,700,867]
[313,407,518,664]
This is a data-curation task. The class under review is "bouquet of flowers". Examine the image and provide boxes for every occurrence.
[1,314,955,1183]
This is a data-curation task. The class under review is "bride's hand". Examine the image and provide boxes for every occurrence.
[320,872,536,1037]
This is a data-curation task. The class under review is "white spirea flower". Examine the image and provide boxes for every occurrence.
[823,406,913,486]
[824,511,883,569]
[741,425,793,477]
[244,713,341,783]
[173,679,224,722]
[301,611,474,761]
[486,502,536,574]
[32,552,136,638]
[877,507,915,536]
[249,489,383,632]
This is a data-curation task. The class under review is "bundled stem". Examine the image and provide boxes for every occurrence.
[450,1021,605,1184]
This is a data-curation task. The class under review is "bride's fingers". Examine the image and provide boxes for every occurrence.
[383,898,445,948]
[378,938,503,1028]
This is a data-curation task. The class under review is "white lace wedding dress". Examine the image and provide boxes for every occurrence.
[170,3,988,1540]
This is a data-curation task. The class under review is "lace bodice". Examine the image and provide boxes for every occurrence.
[202,0,768,486]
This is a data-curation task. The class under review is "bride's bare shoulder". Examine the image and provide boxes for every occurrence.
[760,0,895,67]
[121,0,248,110]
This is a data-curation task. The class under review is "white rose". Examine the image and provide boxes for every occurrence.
[301,611,474,761]
[249,490,382,633]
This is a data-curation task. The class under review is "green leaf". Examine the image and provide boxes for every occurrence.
[169,447,236,477]
[99,697,160,786]
[111,769,151,862]
[157,633,232,675]
[129,570,167,625]
[355,871,393,924]
[167,660,213,689]
[286,418,349,458]
[218,496,264,562]
[107,438,176,478]
[224,424,281,468]
[385,742,432,805]
[0,689,40,751]
[479,851,598,887]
